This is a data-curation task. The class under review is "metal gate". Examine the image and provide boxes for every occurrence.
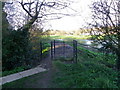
[50,40,77,63]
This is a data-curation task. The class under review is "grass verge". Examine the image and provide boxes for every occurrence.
[2,71,48,88]
[2,66,28,77]
[51,46,118,88]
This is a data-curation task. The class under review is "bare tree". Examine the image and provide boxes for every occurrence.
[4,0,76,31]
[89,0,120,86]
[3,0,77,66]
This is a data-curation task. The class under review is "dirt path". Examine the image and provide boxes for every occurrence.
[3,41,99,88]
[25,41,74,88]
[32,54,53,88]
[2,41,74,88]
[3,41,97,88]
[24,41,99,88]
[53,42,73,59]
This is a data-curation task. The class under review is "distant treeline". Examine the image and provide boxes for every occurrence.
[42,26,116,36]
[43,29,92,36]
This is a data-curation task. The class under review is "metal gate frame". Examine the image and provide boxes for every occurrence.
[50,40,78,63]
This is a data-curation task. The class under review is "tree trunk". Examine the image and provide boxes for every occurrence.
[21,18,37,65]
[22,17,36,31]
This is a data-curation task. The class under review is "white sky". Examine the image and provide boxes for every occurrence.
[48,0,94,31]
[4,0,95,31]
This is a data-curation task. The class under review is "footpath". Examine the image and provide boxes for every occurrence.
[1,41,73,87]
[0,66,47,85]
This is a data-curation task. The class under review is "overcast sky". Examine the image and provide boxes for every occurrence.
[4,0,95,31]
[48,0,94,31]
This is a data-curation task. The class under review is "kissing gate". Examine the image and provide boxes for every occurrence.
[50,40,78,63]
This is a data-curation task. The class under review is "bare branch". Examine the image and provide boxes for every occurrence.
[23,2,34,5]
[19,1,33,18]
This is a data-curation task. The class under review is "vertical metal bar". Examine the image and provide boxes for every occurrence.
[75,40,77,63]
[75,40,76,63]
[73,40,77,63]
[63,41,65,56]
[54,40,55,55]
[40,42,42,60]
[51,41,53,59]
[73,40,75,62]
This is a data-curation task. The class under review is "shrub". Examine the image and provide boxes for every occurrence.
[2,29,30,71]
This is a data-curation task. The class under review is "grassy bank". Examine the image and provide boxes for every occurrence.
[2,71,48,88]
[2,35,118,88]
[2,45,118,88]
[51,46,118,88]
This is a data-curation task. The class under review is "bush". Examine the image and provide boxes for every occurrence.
[2,66,27,76]
[2,29,30,71]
